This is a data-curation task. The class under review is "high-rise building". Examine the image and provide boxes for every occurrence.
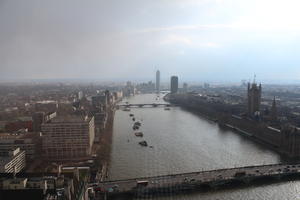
[156,70,160,93]
[170,76,179,94]
[41,115,95,161]
[247,82,262,116]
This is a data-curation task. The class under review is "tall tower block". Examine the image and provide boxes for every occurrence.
[170,76,179,94]
[156,70,160,93]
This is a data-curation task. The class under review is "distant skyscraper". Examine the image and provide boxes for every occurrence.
[247,82,262,116]
[170,76,178,94]
[156,70,160,93]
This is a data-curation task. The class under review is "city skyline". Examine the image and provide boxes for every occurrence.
[2,1,300,199]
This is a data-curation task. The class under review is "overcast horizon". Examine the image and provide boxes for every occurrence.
[1,0,300,82]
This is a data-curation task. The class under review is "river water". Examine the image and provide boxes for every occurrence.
[108,94,300,199]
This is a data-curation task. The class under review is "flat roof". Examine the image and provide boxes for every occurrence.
[47,115,91,123]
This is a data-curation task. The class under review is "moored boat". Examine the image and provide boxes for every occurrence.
[134,121,141,126]
[139,141,148,147]
[135,132,143,137]
[133,125,139,130]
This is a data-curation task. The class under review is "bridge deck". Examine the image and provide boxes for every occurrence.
[118,103,173,107]
[92,163,300,194]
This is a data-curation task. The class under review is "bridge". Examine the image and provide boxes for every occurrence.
[91,163,300,198]
[117,103,174,108]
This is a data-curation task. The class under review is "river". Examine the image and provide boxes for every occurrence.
[108,93,300,199]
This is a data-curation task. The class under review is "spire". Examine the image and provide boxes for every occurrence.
[271,96,277,121]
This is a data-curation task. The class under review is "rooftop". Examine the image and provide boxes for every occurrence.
[0,133,38,140]
[47,115,91,123]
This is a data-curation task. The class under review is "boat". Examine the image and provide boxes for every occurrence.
[134,121,141,126]
[129,114,134,117]
[133,125,139,130]
[164,107,171,110]
[123,107,131,111]
[135,132,143,137]
[139,141,148,147]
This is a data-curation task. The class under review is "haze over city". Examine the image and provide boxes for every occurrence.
[1,0,300,82]
[3,1,300,200]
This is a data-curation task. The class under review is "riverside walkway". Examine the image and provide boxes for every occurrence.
[91,163,300,198]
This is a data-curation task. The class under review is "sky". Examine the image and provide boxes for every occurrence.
[1,0,300,83]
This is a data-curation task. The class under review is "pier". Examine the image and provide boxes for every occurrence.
[91,163,300,198]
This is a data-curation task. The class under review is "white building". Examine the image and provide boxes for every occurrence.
[0,148,26,173]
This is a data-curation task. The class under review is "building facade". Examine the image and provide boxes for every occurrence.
[41,115,95,161]
[170,76,179,94]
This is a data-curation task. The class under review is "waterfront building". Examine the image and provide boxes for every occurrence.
[247,82,262,116]
[41,115,95,161]
[156,70,160,93]
[0,148,26,173]
[170,76,179,94]
[94,112,107,143]
[280,125,300,158]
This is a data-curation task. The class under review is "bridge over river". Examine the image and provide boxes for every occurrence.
[91,163,300,198]
[117,103,175,108]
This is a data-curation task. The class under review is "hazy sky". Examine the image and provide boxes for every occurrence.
[1,0,300,82]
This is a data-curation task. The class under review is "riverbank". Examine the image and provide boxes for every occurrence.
[165,93,298,161]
